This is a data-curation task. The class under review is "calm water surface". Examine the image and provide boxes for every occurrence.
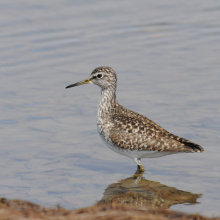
[0,0,220,217]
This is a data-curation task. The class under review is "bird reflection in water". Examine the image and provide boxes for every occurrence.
[98,170,202,209]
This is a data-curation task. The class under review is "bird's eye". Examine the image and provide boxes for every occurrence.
[97,74,103,78]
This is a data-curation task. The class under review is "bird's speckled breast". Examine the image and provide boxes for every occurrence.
[96,87,115,145]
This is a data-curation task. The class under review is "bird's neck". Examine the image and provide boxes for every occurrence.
[97,86,117,125]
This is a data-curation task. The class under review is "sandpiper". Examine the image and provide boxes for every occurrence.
[66,66,204,171]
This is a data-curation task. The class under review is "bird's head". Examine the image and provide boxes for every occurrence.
[66,66,117,90]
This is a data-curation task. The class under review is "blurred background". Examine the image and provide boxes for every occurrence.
[0,0,220,217]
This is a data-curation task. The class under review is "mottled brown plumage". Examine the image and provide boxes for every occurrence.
[66,66,204,171]
[109,102,203,153]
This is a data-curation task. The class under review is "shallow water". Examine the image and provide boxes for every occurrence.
[0,0,220,217]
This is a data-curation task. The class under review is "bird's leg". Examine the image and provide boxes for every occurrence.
[134,158,145,172]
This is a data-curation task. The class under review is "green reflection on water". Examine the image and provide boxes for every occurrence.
[98,170,202,209]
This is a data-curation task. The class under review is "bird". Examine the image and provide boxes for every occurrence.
[66,66,204,172]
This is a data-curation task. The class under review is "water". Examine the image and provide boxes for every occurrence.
[0,0,220,217]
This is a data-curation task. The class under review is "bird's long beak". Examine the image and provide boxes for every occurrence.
[66,77,92,89]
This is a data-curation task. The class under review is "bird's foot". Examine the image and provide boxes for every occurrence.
[137,164,145,172]
[137,165,152,177]
[131,169,144,180]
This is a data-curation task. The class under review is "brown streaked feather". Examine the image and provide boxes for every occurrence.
[109,103,204,153]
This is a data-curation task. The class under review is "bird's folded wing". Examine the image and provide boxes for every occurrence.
[109,126,204,152]
[109,127,165,151]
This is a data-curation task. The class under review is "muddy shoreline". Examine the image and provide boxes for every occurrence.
[0,197,219,220]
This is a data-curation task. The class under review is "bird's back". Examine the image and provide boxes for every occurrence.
[109,103,204,153]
